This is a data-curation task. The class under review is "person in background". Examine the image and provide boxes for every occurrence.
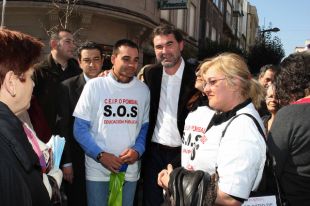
[262,84,280,134]
[32,28,81,142]
[73,39,150,206]
[142,24,196,206]
[186,59,210,111]
[137,64,152,82]
[257,64,278,117]
[55,41,104,206]
[158,53,266,206]
[0,28,51,206]
[268,51,310,206]
[258,64,278,89]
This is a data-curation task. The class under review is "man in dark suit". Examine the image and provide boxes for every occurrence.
[33,29,81,141]
[55,41,104,206]
[142,24,197,206]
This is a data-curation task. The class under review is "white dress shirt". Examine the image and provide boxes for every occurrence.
[152,58,185,147]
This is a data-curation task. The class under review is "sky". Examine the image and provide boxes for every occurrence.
[248,0,310,57]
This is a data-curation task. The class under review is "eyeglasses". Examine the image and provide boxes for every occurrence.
[203,77,226,89]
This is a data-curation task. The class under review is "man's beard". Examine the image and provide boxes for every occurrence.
[159,54,181,68]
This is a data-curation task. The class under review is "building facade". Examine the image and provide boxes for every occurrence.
[2,0,202,65]
[2,0,258,64]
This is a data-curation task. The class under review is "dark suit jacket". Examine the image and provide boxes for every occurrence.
[143,62,197,147]
[33,54,81,135]
[55,74,87,206]
[0,101,51,206]
[56,74,86,165]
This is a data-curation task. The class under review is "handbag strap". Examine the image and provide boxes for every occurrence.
[213,113,265,180]
[221,113,265,140]
[221,113,286,206]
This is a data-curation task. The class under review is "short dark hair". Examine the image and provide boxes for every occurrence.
[259,64,278,78]
[50,28,72,40]
[0,29,44,86]
[276,51,310,105]
[77,41,103,60]
[112,39,139,55]
[151,24,183,43]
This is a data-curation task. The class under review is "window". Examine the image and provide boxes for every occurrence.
[160,10,169,21]
[205,21,210,38]
[189,3,196,37]
[211,27,217,41]
[213,0,219,7]
[226,3,232,26]
[177,10,184,29]
[219,0,224,13]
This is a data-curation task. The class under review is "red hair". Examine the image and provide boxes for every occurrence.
[0,29,44,86]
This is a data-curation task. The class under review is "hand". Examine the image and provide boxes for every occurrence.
[99,152,123,173]
[97,69,111,77]
[62,166,74,183]
[119,148,139,164]
[158,164,173,190]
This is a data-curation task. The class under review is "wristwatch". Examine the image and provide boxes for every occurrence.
[96,151,104,161]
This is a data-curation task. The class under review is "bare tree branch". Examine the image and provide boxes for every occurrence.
[40,0,80,37]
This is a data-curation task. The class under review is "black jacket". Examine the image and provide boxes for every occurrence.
[55,74,86,165]
[55,74,87,206]
[0,101,51,206]
[143,62,197,147]
[33,54,81,134]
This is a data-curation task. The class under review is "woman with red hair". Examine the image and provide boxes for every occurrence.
[0,28,51,206]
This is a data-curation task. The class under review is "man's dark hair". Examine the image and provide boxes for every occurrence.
[77,41,103,60]
[275,51,310,106]
[112,39,139,55]
[259,64,278,78]
[50,28,72,40]
[151,24,183,43]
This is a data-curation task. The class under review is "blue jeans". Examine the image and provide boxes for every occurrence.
[86,180,137,206]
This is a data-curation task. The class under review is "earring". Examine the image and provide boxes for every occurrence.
[11,93,16,97]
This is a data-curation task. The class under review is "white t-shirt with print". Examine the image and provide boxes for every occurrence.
[73,74,150,182]
[181,103,266,199]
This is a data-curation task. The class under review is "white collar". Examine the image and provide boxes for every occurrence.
[83,73,90,82]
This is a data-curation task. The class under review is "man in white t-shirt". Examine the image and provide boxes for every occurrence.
[73,39,150,206]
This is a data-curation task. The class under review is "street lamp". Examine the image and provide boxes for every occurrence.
[260,27,280,43]
[260,27,280,34]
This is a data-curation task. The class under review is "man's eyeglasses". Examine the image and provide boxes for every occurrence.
[203,77,226,89]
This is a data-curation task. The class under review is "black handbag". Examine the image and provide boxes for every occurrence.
[163,167,218,206]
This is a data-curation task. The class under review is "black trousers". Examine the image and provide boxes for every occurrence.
[142,142,181,206]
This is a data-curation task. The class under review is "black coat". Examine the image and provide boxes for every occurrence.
[55,74,86,165]
[33,54,81,134]
[55,74,87,206]
[143,62,197,148]
[0,101,51,206]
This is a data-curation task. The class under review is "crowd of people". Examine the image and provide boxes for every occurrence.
[0,24,309,206]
